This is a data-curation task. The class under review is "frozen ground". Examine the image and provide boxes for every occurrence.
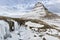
[0,20,60,40]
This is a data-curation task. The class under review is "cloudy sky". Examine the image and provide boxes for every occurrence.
[0,0,60,15]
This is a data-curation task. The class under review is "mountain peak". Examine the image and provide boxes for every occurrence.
[35,2,43,8]
[32,2,46,17]
[31,2,60,18]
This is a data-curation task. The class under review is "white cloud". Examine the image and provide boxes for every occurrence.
[0,0,60,15]
[43,0,60,5]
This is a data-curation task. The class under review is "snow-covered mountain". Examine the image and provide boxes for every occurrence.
[0,2,60,40]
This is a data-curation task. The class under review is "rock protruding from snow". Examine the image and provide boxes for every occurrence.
[25,21,44,28]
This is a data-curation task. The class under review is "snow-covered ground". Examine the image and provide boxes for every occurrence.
[41,19,60,30]
[0,20,60,40]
